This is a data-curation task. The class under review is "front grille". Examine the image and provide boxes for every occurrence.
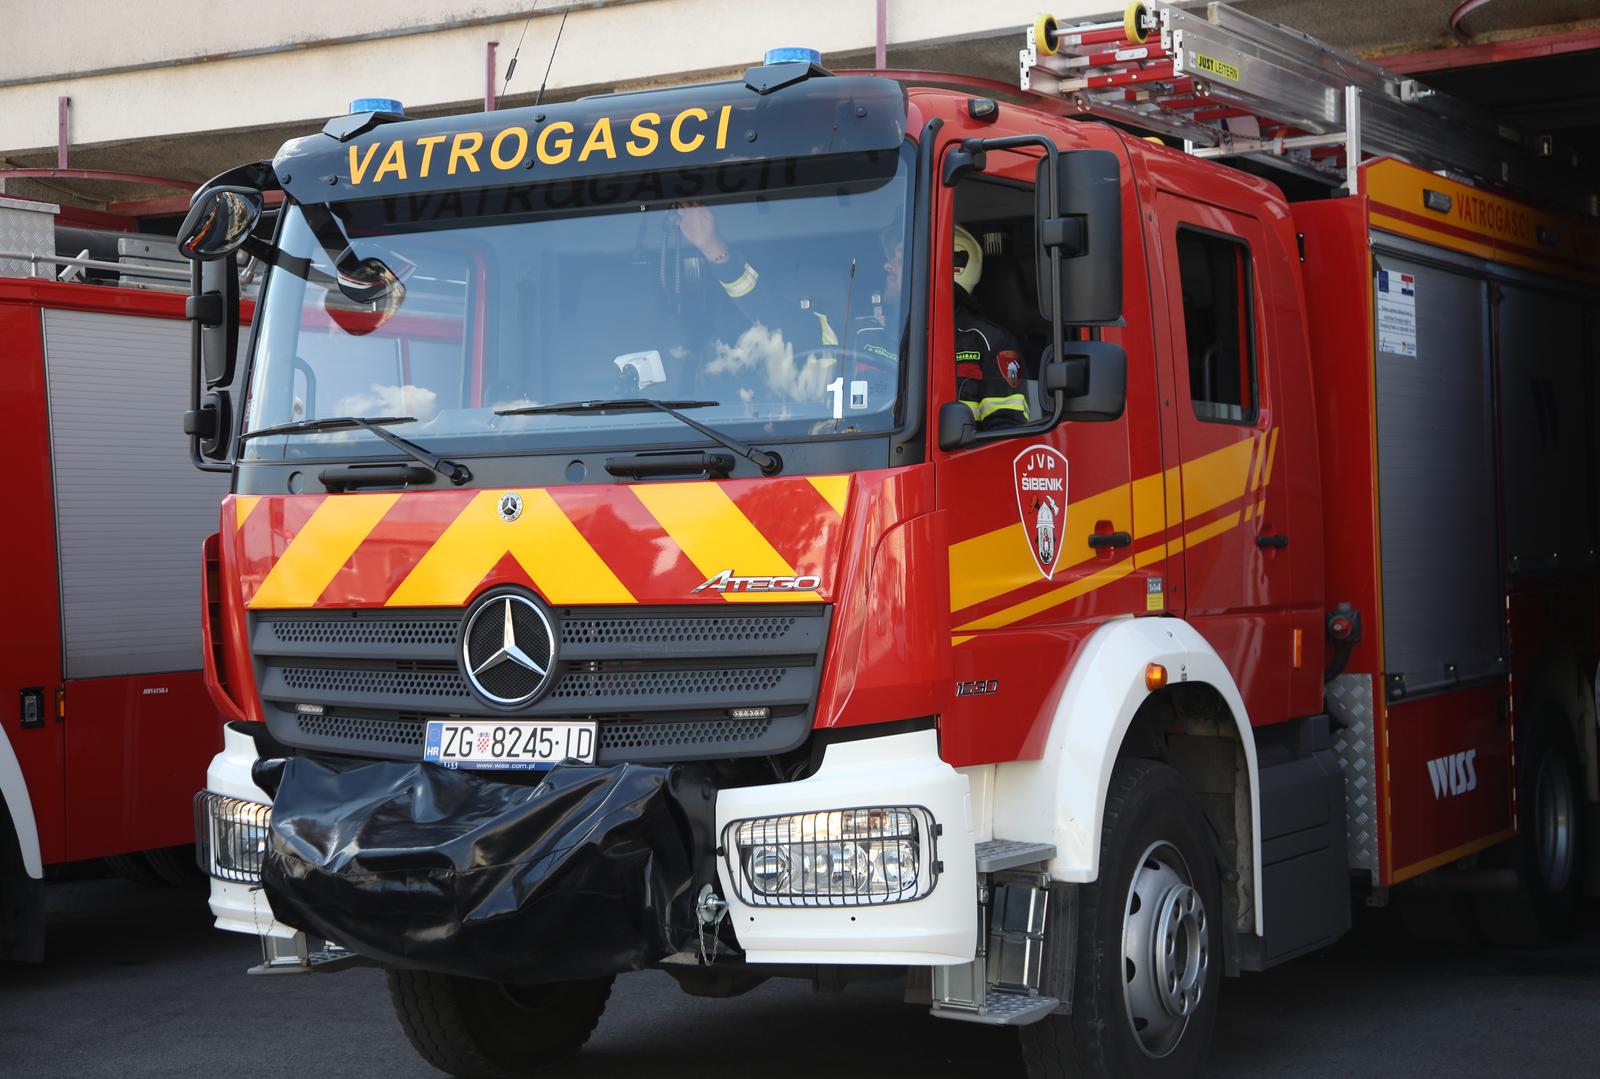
[552,666,788,699]
[297,712,426,749]
[561,614,799,647]
[267,618,459,648]
[280,664,468,698]
[254,605,828,765]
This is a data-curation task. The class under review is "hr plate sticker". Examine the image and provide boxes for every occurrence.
[1013,444,1069,580]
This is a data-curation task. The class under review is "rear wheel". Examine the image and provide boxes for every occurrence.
[388,969,612,1079]
[1020,759,1222,1079]
[1475,712,1583,945]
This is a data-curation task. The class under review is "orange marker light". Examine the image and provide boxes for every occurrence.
[1145,663,1168,691]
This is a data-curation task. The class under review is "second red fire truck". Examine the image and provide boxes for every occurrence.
[0,195,229,959]
[184,5,1596,1076]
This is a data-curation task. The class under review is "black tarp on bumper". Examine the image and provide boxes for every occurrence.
[256,756,714,985]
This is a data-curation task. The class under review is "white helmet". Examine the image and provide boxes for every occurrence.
[953,224,983,293]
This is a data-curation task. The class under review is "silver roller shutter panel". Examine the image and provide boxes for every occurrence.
[1371,251,1504,697]
[43,308,231,679]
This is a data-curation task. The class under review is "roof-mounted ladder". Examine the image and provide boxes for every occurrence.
[1020,2,1594,215]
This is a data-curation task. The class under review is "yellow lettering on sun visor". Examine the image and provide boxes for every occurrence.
[305,77,908,195]
[340,104,739,187]
[342,104,737,187]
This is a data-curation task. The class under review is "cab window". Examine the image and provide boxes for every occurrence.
[1176,228,1257,424]
[951,175,1042,428]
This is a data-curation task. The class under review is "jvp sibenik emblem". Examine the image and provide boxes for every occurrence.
[1014,445,1069,579]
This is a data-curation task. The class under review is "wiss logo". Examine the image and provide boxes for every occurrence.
[1426,749,1478,800]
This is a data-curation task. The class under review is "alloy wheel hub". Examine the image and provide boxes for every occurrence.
[1122,841,1208,1058]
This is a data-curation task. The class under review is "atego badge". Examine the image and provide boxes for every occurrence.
[1014,445,1069,579]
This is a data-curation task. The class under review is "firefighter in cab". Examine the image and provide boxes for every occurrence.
[952,224,1028,429]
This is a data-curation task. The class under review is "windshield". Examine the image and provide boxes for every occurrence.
[242,145,913,463]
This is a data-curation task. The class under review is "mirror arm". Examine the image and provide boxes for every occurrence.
[949,133,1071,446]
[1042,135,1067,436]
[941,138,988,186]
[241,233,274,262]
[192,160,280,201]
[185,291,223,328]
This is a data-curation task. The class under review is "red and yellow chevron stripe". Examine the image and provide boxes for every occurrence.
[232,428,1278,624]
[230,474,851,609]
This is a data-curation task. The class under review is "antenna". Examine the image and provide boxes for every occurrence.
[534,6,573,108]
[498,3,540,102]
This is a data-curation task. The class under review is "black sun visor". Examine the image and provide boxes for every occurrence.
[273,76,907,206]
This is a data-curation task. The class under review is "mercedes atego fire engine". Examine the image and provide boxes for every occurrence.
[0,197,230,959]
[186,6,1598,1076]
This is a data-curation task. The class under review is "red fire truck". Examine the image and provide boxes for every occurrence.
[0,197,229,959]
[185,5,1596,1076]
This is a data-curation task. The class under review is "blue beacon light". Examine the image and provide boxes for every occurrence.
[349,97,405,115]
[763,47,822,66]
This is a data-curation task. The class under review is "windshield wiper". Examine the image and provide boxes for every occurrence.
[240,415,472,486]
[496,399,782,475]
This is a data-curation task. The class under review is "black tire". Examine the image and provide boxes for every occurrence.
[1020,759,1223,1079]
[142,845,206,889]
[1474,712,1584,945]
[388,968,613,1078]
[103,853,164,887]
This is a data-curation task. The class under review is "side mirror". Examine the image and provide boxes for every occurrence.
[324,256,409,337]
[937,400,977,452]
[1041,341,1126,422]
[185,256,241,466]
[177,187,264,261]
[189,256,241,387]
[1035,149,1123,326]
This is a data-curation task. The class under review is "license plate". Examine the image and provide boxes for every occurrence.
[423,720,597,771]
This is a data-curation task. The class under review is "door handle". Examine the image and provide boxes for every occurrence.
[1256,533,1288,549]
[1088,531,1132,550]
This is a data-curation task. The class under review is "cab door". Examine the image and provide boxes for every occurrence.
[938,134,1162,766]
[1153,192,1295,723]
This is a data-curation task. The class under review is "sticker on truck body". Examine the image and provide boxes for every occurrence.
[1377,269,1418,357]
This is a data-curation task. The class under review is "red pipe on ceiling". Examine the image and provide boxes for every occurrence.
[0,167,199,188]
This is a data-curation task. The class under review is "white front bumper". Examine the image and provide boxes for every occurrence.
[715,729,977,966]
[202,724,295,940]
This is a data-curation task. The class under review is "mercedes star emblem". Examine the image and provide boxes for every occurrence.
[498,492,524,522]
[460,590,556,708]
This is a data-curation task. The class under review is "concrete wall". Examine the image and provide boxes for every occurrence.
[6,0,1589,212]
[0,0,1095,155]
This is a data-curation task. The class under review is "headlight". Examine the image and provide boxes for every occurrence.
[194,791,272,883]
[724,806,939,907]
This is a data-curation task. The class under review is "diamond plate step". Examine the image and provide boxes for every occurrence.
[975,839,1056,873]
[931,992,1059,1026]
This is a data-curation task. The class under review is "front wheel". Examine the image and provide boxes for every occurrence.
[1021,759,1222,1079]
[388,969,613,1079]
